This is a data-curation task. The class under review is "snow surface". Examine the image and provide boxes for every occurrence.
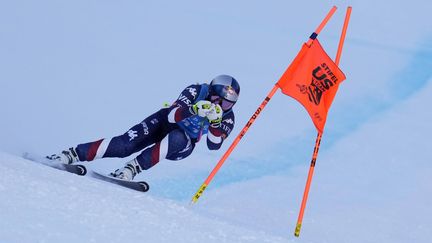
[1,0,432,242]
[0,152,287,243]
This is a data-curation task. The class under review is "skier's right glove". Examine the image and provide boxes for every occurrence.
[193,100,212,118]
[207,103,223,125]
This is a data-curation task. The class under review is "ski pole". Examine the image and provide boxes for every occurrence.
[294,6,351,237]
[191,85,279,204]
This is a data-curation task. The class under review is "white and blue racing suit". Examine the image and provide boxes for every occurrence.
[73,83,235,170]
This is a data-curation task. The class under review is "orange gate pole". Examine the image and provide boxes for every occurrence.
[294,132,322,237]
[191,6,339,205]
[191,85,279,203]
[294,6,352,237]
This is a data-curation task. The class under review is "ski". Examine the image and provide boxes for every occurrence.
[23,153,87,176]
[89,171,149,192]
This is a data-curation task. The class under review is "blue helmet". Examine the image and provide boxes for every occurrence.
[209,75,240,111]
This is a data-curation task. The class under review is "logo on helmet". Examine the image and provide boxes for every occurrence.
[223,86,239,102]
[226,86,235,95]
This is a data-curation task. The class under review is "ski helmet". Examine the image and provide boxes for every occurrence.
[209,74,240,111]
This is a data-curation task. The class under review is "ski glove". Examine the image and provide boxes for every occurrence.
[193,100,212,118]
[207,103,223,125]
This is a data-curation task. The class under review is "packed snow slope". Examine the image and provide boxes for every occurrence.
[0,152,286,243]
[1,79,431,243]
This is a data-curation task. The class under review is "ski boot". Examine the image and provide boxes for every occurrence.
[46,147,80,165]
[110,159,142,181]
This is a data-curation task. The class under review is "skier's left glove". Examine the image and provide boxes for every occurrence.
[207,103,223,125]
[193,100,212,117]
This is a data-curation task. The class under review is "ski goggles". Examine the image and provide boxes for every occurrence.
[212,85,239,103]
[211,95,235,111]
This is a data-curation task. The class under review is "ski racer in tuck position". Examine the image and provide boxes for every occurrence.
[46,75,240,181]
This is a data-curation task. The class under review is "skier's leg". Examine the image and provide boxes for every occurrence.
[75,123,145,162]
[48,108,171,164]
[74,109,171,162]
[137,129,195,170]
[112,129,195,180]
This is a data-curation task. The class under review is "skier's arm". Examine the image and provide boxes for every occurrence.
[167,85,201,123]
[207,112,235,150]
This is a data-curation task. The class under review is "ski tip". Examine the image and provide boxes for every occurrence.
[138,181,150,192]
[76,165,87,176]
